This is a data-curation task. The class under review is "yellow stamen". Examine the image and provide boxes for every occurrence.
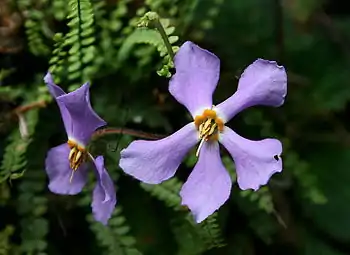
[69,147,76,161]
[75,151,82,163]
[194,107,224,157]
[67,140,87,180]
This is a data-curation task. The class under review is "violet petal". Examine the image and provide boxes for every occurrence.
[44,73,72,133]
[216,59,287,122]
[56,83,107,145]
[180,142,232,223]
[169,41,220,117]
[45,143,88,195]
[91,156,116,225]
[220,126,282,191]
[119,123,198,184]
[44,72,66,98]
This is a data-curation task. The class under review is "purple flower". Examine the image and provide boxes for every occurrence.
[119,41,287,223]
[44,73,116,225]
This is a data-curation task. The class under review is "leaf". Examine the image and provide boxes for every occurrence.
[301,146,350,242]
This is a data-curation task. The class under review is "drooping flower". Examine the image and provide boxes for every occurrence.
[119,41,287,223]
[44,73,116,225]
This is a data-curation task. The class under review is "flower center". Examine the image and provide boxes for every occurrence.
[67,140,87,182]
[194,108,224,156]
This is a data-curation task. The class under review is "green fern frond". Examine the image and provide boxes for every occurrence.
[17,169,48,255]
[118,12,179,78]
[198,213,225,249]
[64,0,96,89]
[141,177,225,251]
[0,107,39,183]
[78,168,141,255]
[51,0,70,20]
[16,108,49,255]
[48,33,67,83]
[18,0,50,56]
[92,0,131,72]
[286,151,327,204]
[87,206,142,255]
[140,177,182,210]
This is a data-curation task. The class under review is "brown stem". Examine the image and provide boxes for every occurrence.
[92,127,165,140]
[13,100,46,114]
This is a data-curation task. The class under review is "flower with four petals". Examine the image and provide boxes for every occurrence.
[119,41,287,223]
[44,73,116,225]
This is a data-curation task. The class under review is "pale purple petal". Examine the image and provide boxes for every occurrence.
[44,72,66,98]
[119,123,198,184]
[91,156,116,225]
[44,72,72,133]
[169,41,220,117]
[216,59,287,122]
[45,143,88,195]
[220,127,282,191]
[56,83,107,145]
[180,142,231,223]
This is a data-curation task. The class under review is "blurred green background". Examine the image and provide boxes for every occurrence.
[1,0,350,254]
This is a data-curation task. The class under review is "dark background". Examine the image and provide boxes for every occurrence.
[1,0,350,254]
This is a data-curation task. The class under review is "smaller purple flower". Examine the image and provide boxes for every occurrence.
[119,41,287,223]
[44,73,116,225]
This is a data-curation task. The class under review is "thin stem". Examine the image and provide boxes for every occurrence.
[92,127,165,140]
[13,100,46,114]
[153,18,175,60]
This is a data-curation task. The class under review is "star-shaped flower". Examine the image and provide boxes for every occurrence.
[119,41,287,223]
[44,73,116,225]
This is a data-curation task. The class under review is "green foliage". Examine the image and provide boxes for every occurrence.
[0,103,39,183]
[87,206,142,255]
[119,12,179,78]
[17,0,50,56]
[79,169,141,255]
[65,0,96,89]
[17,167,48,255]
[48,33,67,84]
[301,147,350,242]
[2,0,350,254]
[0,226,17,255]
[190,0,224,40]
[141,177,225,252]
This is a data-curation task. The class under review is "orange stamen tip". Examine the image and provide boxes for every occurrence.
[194,115,205,126]
[215,118,224,131]
[77,145,86,152]
[67,140,75,148]
[203,109,216,119]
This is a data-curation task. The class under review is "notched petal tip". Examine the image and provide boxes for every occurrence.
[251,58,287,102]
[216,58,287,121]
[179,41,195,50]
[220,127,283,191]
[238,58,287,105]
